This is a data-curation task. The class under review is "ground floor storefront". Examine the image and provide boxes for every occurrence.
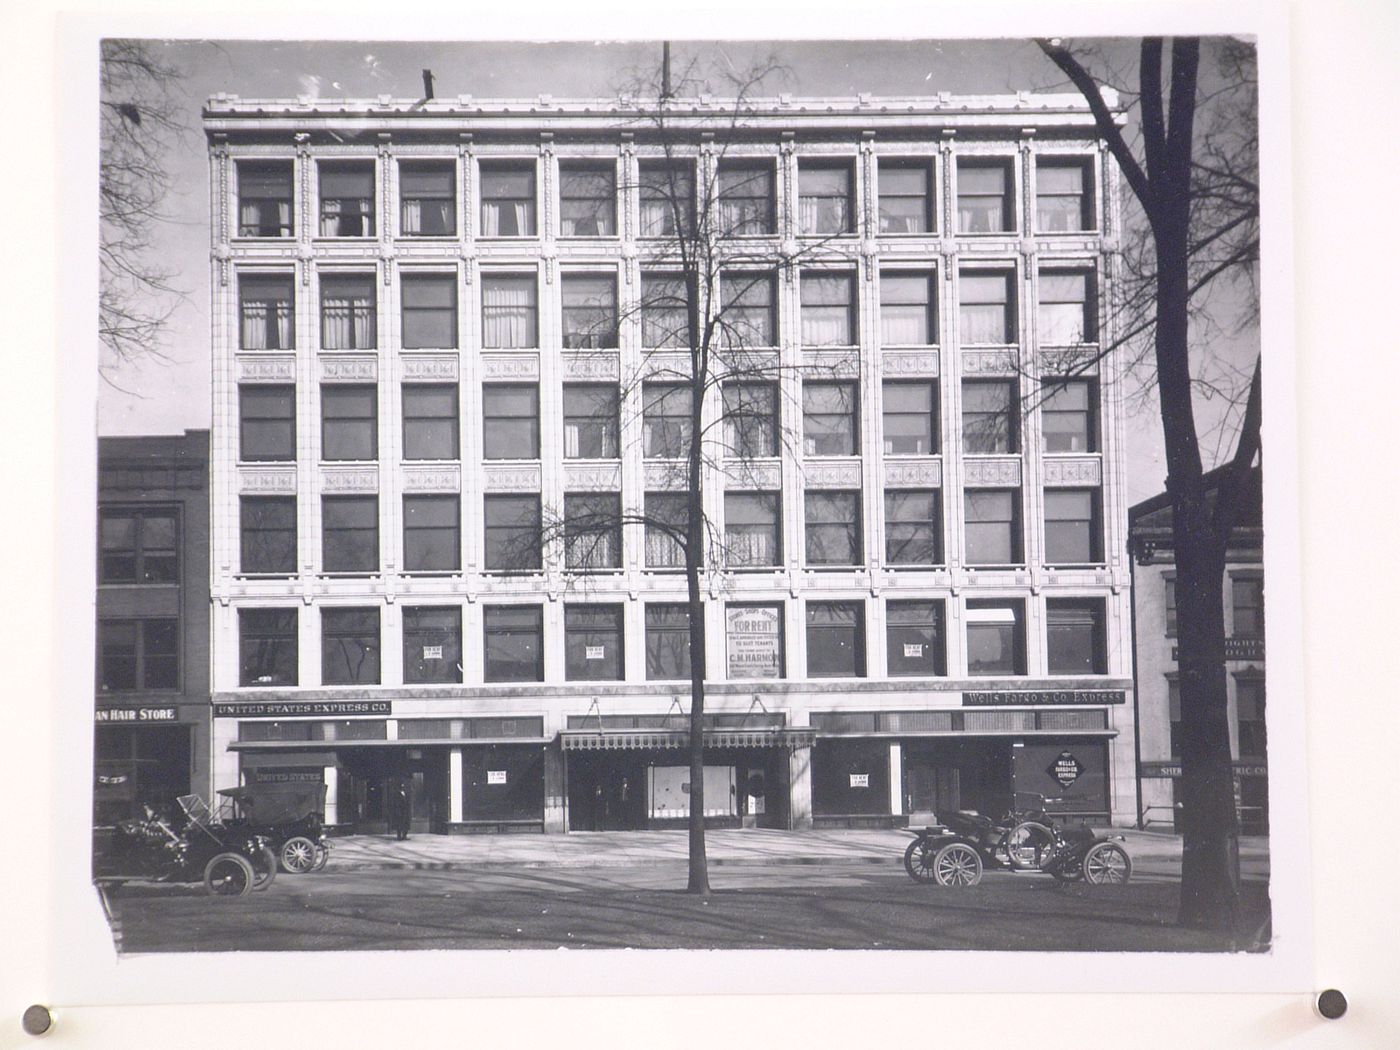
[93,705,209,824]
[1139,761,1269,835]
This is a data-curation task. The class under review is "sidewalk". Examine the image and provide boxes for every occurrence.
[323,826,1270,873]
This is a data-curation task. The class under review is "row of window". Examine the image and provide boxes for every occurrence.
[235,154,1096,242]
[211,594,1109,690]
[234,485,1102,576]
[238,266,1096,351]
[238,378,1098,464]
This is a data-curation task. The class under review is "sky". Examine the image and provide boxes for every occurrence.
[97,37,1259,506]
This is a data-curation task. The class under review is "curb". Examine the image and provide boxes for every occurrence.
[325,855,902,872]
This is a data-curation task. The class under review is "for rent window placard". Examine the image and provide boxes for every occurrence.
[726,605,782,679]
[487,770,507,785]
[422,645,443,660]
[849,773,870,788]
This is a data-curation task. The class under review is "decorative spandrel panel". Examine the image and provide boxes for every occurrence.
[961,456,1022,487]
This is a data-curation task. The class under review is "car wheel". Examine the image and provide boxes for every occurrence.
[903,838,939,883]
[203,852,255,897]
[280,836,318,874]
[311,843,330,872]
[1082,842,1132,885]
[252,846,278,890]
[933,842,983,887]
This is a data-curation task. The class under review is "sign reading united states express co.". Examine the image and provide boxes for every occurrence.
[214,700,392,718]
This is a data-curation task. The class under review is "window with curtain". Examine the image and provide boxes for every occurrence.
[237,161,293,238]
[805,491,861,566]
[724,492,780,567]
[965,600,1025,675]
[318,163,375,237]
[562,385,620,459]
[645,604,691,680]
[717,163,775,236]
[798,164,853,235]
[1046,599,1106,674]
[722,383,779,458]
[887,600,946,677]
[643,384,691,458]
[399,161,456,236]
[959,271,1015,344]
[644,493,687,569]
[560,275,618,348]
[1044,489,1101,565]
[803,382,859,456]
[483,605,544,682]
[806,602,865,678]
[641,273,689,348]
[1036,158,1094,232]
[482,385,539,459]
[400,274,458,349]
[402,385,459,460]
[964,489,1021,565]
[878,162,933,234]
[484,495,541,571]
[719,271,776,346]
[321,607,380,685]
[403,495,460,572]
[1041,379,1096,453]
[879,272,935,345]
[800,273,856,346]
[321,496,379,573]
[240,496,297,575]
[962,379,1017,454]
[564,493,622,570]
[564,604,625,681]
[1039,270,1096,344]
[239,385,296,462]
[240,274,295,350]
[957,159,1013,233]
[639,161,695,238]
[403,606,462,684]
[320,385,377,462]
[319,275,376,350]
[559,165,616,237]
[480,165,536,237]
[882,381,937,455]
[481,274,538,349]
[239,608,299,687]
[884,490,941,565]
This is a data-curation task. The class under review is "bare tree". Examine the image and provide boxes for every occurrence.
[99,39,187,381]
[1037,36,1262,936]
[536,52,861,892]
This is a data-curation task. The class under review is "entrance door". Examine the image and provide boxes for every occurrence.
[905,761,960,818]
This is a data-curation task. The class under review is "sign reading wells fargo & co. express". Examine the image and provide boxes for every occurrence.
[962,690,1126,706]
[213,700,392,718]
[95,707,178,723]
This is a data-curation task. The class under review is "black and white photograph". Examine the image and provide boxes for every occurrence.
[5,1,1399,1043]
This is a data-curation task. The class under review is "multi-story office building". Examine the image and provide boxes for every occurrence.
[1129,465,1266,833]
[204,91,1133,834]
[95,431,211,824]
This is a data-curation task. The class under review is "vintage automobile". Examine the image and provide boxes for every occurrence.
[216,783,331,874]
[93,795,277,897]
[901,794,1132,888]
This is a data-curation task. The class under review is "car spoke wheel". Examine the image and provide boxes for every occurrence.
[252,846,278,890]
[904,838,940,883]
[933,842,983,887]
[203,852,255,897]
[280,836,318,874]
[1082,842,1132,885]
[1003,822,1056,871]
[311,843,330,872]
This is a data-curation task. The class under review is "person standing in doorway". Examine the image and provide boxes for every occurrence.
[389,779,411,841]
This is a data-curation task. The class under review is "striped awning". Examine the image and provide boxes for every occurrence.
[560,727,815,752]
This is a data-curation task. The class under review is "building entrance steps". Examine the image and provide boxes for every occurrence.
[321,826,1269,873]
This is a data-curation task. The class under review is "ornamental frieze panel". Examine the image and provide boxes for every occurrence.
[880,351,940,378]
[402,466,462,493]
[884,458,943,488]
[320,466,379,493]
[722,460,782,490]
[643,462,687,491]
[962,457,1022,487]
[235,355,297,382]
[1037,349,1100,377]
[716,350,780,379]
[483,464,542,493]
[318,355,378,382]
[560,352,621,382]
[563,462,622,491]
[801,459,863,489]
[238,468,297,494]
[479,354,538,381]
[802,353,860,379]
[1042,457,1102,487]
[638,353,693,382]
[960,349,1020,375]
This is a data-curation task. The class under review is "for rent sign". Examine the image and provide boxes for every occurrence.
[726,605,782,679]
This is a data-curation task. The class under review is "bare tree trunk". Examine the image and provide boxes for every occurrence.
[684,270,711,894]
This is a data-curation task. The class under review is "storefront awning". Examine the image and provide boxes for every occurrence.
[560,727,815,751]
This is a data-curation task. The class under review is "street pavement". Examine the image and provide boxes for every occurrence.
[102,827,1271,953]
